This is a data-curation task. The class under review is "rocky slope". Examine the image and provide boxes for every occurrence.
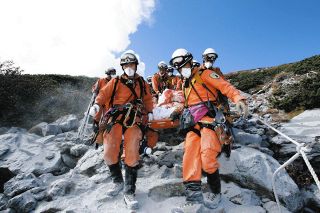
[0,107,319,212]
[1,55,320,212]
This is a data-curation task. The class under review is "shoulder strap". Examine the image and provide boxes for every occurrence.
[183,70,218,106]
[120,77,139,100]
[109,77,119,107]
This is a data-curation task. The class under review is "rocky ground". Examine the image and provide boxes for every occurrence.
[0,107,320,212]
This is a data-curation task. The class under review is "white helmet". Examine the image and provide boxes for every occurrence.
[158,61,168,69]
[192,59,200,68]
[169,48,193,69]
[202,48,218,61]
[120,50,139,66]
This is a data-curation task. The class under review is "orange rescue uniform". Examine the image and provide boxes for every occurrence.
[182,67,246,182]
[95,74,153,167]
[152,72,173,94]
[92,77,112,123]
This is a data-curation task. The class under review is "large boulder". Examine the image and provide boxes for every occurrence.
[219,147,303,212]
[42,123,62,136]
[222,181,261,206]
[28,122,48,136]
[3,173,42,198]
[0,132,65,175]
[47,179,75,199]
[74,148,105,177]
[233,128,262,146]
[7,191,37,213]
[55,114,80,132]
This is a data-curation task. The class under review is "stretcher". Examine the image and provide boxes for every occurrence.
[148,118,180,130]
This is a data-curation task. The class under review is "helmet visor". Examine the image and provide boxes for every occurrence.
[170,56,184,68]
[120,53,137,65]
[203,53,217,62]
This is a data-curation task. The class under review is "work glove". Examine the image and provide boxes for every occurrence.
[148,112,154,122]
[89,104,100,117]
[236,100,249,119]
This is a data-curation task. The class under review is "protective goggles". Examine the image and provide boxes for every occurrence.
[158,64,168,69]
[106,69,116,75]
[120,53,137,65]
[203,53,218,61]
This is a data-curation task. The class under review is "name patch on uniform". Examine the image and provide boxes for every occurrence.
[210,72,220,79]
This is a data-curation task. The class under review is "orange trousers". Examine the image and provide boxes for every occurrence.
[103,123,142,167]
[183,125,223,182]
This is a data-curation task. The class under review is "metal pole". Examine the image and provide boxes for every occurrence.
[272,152,301,213]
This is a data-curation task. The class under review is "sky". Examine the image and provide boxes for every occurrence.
[0,0,320,78]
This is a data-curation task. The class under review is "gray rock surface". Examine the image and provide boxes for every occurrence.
[4,173,42,198]
[28,122,48,136]
[233,128,263,146]
[54,114,79,133]
[7,191,37,213]
[219,147,303,212]
[42,123,62,136]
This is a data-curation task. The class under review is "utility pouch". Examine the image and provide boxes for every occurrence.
[178,108,196,135]
[214,123,233,145]
[189,104,208,123]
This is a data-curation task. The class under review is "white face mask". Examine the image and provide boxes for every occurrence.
[111,74,117,78]
[168,72,173,77]
[124,67,135,77]
[181,68,192,78]
[205,62,213,69]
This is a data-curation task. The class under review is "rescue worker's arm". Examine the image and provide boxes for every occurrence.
[92,79,99,94]
[151,75,160,95]
[202,70,245,104]
[95,79,116,111]
[143,82,154,113]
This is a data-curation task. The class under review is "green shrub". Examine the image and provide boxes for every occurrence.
[0,74,96,128]
[270,73,320,112]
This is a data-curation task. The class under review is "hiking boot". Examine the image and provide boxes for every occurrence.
[171,201,203,213]
[124,165,138,195]
[124,193,139,210]
[206,169,221,194]
[123,165,139,209]
[171,181,204,213]
[203,192,221,209]
[106,181,124,197]
[204,170,222,208]
[107,163,124,197]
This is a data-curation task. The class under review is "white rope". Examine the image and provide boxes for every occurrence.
[252,115,320,213]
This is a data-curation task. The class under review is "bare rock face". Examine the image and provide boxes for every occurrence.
[7,191,37,213]
[54,114,80,133]
[28,122,48,136]
[42,123,62,136]
[3,173,43,198]
[47,179,75,199]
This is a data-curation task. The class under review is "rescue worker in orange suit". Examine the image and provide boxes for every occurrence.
[91,67,117,144]
[152,61,171,97]
[167,65,182,90]
[92,67,117,94]
[169,48,249,212]
[192,59,201,68]
[89,50,153,210]
[201,48,225,79]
